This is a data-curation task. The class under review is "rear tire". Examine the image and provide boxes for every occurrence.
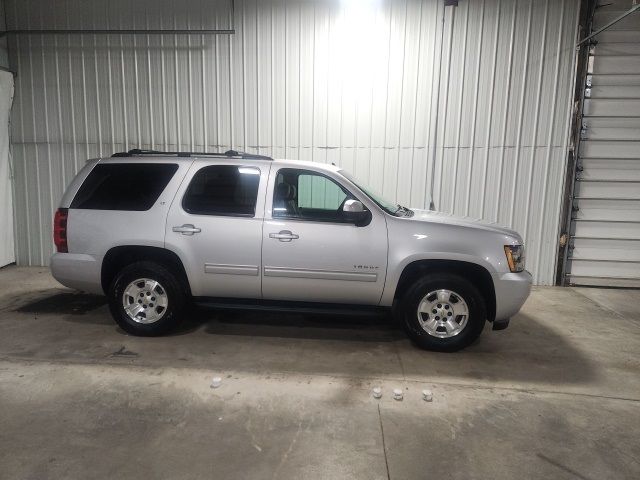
[398,273,486,352]
[108,261,186,336]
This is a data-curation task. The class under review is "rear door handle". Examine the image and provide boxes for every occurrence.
[269,230,299,242]
[172,224,201,235]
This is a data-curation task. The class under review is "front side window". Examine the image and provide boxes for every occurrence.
[71,163,178,211]
[182,165,260,216]
[272,168,354,222]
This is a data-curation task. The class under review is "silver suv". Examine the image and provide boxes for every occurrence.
[51,149,531,351]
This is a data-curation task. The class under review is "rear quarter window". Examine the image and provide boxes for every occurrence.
[70,163,178,211]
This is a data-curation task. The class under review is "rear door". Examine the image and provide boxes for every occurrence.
[165,159,270,298]
[261,167,388,305]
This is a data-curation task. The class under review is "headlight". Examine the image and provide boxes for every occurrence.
[504,245,525,273]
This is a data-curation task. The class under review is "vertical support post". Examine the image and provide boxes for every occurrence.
[427,0,457,211]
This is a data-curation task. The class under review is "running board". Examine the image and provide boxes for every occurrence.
[193,297,389,317]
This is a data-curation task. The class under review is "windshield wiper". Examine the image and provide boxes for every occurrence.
[395,204,414,217]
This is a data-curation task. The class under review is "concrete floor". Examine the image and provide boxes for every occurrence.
[0,266,639,480]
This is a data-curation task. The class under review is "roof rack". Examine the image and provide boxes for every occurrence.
[111,148,273,161]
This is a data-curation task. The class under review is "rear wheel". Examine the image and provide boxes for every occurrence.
[398,273,486,352]
[108,261,186,336]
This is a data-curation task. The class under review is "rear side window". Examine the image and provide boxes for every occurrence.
[182,165,260,217]
[71,163,178,211]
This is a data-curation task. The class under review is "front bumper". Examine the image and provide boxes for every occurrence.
[492,270,532,323]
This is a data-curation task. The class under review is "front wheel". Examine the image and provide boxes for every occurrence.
[108,261,186,336]
[398,273,486,352]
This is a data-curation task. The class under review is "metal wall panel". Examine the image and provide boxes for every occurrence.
[7,0,580,285]
[566,1,640,287]
[0,71,14,267]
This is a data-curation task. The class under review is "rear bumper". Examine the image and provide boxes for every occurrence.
[492,270,532,323]
[50,253,104,295]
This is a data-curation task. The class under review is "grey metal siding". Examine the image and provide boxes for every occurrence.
[7,0,580,285]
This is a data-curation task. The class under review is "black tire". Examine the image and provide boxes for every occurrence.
[398,273,486,352]
[108,261,186,336]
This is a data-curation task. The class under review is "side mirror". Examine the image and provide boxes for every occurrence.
[343,199,371,226]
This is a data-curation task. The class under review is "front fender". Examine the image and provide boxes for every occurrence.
[379,217,512,306]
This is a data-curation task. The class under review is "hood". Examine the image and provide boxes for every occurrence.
[407,209,523,243]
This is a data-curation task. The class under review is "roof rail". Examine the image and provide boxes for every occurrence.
[111,148,273,161]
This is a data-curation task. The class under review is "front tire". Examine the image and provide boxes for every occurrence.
[398,273,486,352]
[108,261,186,336]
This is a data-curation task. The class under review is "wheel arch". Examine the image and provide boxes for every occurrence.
[394,259,496,322]
[101,245,192,296]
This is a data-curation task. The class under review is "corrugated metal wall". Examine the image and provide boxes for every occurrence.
[7,0,580,284]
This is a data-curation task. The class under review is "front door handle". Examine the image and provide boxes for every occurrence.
[269,230,299,242]
[172,224,201,235]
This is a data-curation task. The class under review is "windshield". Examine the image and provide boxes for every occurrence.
[339,170,412,217]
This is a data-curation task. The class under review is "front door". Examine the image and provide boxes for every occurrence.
[165,160,270,298]
[261,167,388,305]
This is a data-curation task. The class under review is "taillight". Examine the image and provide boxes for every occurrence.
[53,208,68,253]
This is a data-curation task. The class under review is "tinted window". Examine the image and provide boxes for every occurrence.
[273,168,353,222]
[71,163,178,211]
[182,165,260,216]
